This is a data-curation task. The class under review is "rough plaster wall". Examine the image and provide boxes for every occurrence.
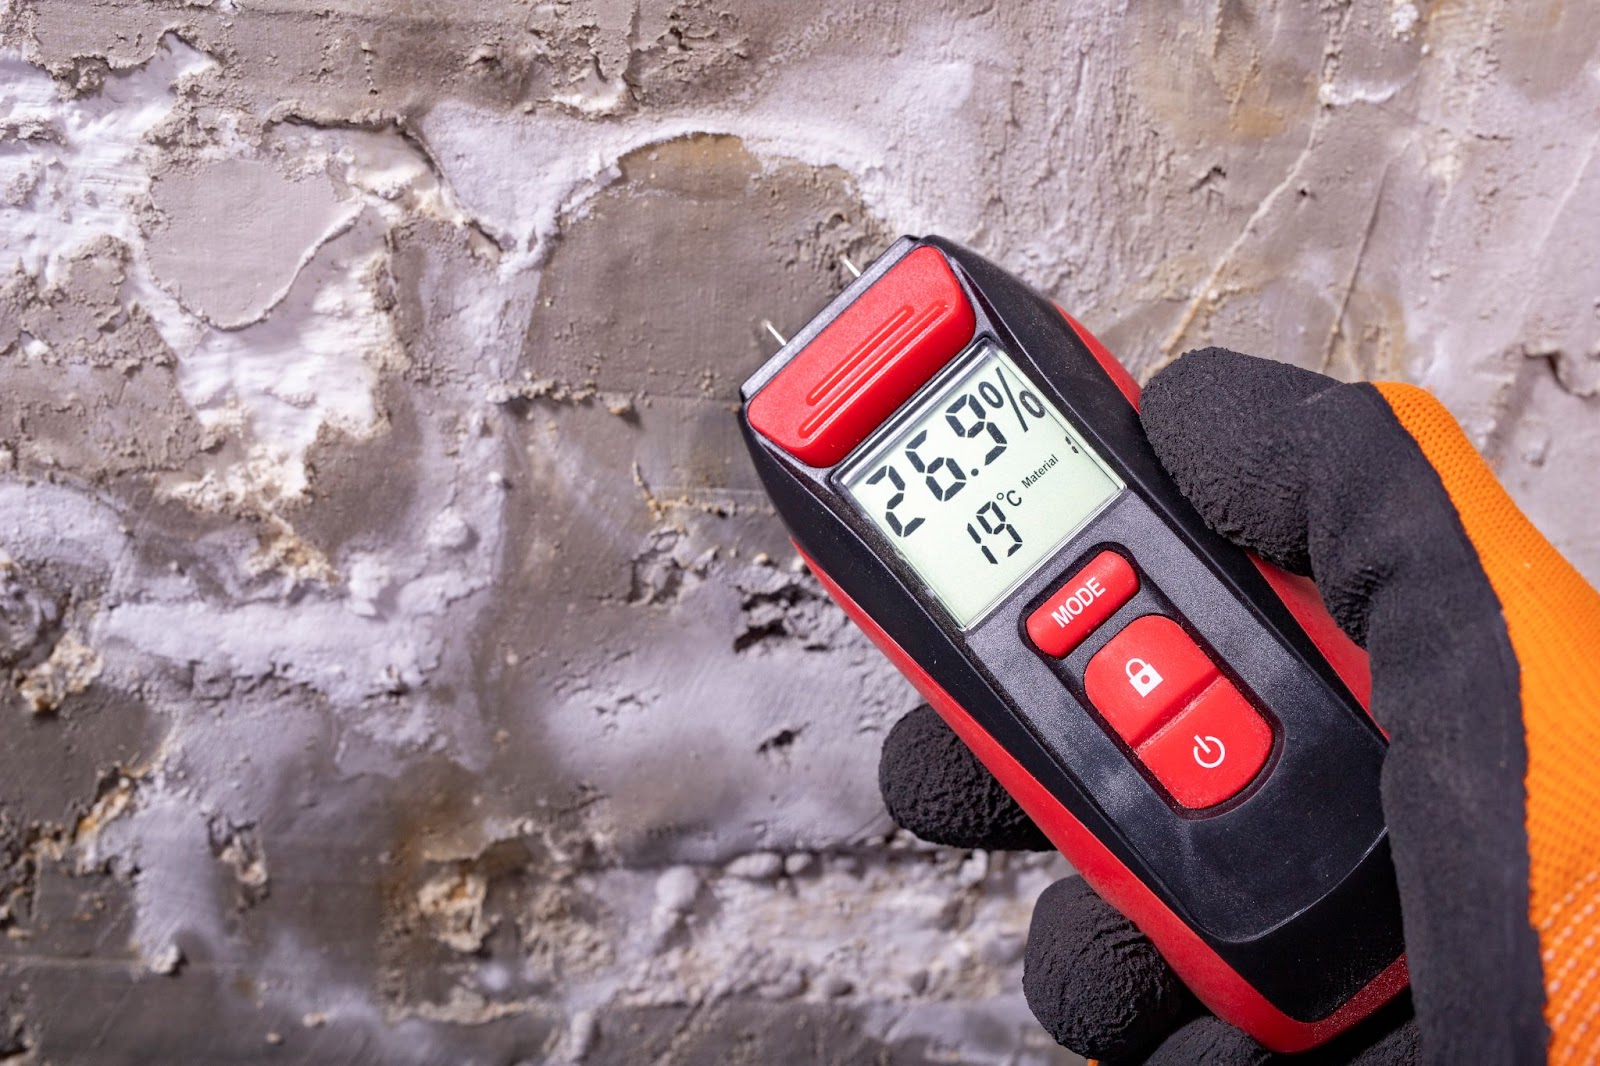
[0,1,1596,1062]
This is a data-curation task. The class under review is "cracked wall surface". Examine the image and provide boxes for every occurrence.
[0,1,1597,1063]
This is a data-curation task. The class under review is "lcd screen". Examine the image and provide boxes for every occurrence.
[838,345,1124,627]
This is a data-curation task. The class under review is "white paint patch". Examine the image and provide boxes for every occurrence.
[147,158,362,329]
[0,37,420,521]
[1390,2,1421,38]
[102,787,228,969]
[168,228,400,508]
[0,38,214,285]
[582,851,1068,1065]
[251,931,453,1063]
[0,481,136,575]
[145,120,496,516]
[419,29,1003,273]
[1318,78,1404,108]
[271,123,477,231]
[104,596,441,704]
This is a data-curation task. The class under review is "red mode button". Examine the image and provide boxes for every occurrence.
[1027,551,1138,658]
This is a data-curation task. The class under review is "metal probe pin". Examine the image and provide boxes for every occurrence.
[760,257,861,349]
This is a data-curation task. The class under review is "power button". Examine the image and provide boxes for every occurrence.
[1136,681,1273,809]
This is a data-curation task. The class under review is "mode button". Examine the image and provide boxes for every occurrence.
[1026,551,1138,658]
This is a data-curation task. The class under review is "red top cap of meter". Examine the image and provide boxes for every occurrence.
[748,247,977,467]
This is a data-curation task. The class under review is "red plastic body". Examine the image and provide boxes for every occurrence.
[747,247,977,467]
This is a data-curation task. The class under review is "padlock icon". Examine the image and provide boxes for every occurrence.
[1125,657,1163,697]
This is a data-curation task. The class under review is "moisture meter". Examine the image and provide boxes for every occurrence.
[737,237,1407,1051]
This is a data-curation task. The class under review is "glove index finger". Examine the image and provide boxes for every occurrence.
[1024,875,1195,1062]
[878,704,1051,851]
[1141,348,1336,577]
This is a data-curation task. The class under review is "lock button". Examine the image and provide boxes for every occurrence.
[1084,615,1219,746]
[1125,657,1164,697]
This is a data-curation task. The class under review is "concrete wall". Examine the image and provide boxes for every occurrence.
[1,1,1596,1062]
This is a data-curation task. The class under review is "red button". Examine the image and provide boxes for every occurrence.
[1084,615,1218,745]
[1027,551,1138,657]
[747,247,977,467]
[1136,680,1273,809]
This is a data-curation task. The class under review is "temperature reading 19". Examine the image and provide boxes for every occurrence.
[859,359,1057,566]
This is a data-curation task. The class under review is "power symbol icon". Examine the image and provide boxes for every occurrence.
[1192,735,1226,769]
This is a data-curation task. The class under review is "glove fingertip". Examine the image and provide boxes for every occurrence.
[1344,1017,1419,1066]
[878,704,1051,851]
[1023,877,1194,1061]
[1132,1015,1272,1066]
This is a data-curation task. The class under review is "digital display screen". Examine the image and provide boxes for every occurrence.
[838,345,1124,627]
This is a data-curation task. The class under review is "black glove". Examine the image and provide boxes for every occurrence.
[879,347,1598,1064]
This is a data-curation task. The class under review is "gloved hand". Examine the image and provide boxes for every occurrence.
[878,348,1600,1064]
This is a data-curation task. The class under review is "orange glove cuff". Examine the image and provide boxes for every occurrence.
[1378,382,1600,1063]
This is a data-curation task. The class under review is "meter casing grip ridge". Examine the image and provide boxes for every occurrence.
[737,236,1407,1053]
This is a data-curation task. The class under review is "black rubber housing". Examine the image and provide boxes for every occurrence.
[738,237,1404,1023]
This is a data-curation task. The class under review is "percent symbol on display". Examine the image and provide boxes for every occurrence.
[996,366,1032,431]
[986,364,1076,455]
[974,365,1049,435]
